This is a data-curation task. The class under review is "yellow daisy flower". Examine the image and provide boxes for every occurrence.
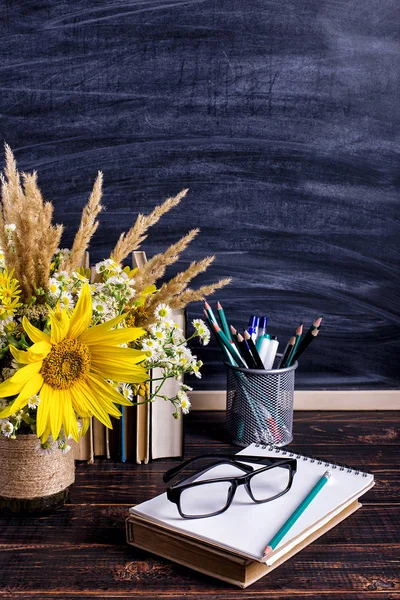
[0,283,148,443]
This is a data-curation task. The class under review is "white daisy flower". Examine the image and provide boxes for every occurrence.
[177,390,191,414]
[192,360,203,378]
[154,304,171,321]
[95,258,121,274]
[171,328,185,345]
[1,420,14,437]
[28,394,40,409]
[48,278,61,298]
[57,439,72,454]
[192,319,210,345]
[60,292,74,310]
[118,383,133,402]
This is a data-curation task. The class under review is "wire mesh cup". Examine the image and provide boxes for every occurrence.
[226,355,297,447]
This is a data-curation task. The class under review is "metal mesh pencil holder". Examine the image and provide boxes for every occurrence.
[226,355,298,447]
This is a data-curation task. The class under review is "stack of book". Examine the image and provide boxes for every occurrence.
[126,444,375,588]
[74,251,185,463]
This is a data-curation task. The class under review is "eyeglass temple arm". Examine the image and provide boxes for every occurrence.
[163,454,254,483]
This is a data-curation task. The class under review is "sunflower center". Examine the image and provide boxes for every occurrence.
[40,339,91,389]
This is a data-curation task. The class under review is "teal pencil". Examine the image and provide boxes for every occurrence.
[217,301,232,341]
[203,310,236,366]
[263,471,331,557]
[211,322,248,368]
[204,300,218,325]
[286,323,303,367]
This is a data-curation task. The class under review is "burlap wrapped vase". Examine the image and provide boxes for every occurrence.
[0,435,75,513]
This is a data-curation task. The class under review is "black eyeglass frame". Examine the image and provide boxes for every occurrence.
[164,454,297,519]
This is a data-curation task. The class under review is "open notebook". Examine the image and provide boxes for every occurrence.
[129,443,374,565]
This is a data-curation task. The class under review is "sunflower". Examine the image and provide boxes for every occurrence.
[0,283,147,443]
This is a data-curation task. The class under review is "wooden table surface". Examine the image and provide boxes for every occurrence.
[0,411,399,599]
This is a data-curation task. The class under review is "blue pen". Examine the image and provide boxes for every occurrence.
[248,315,260,342]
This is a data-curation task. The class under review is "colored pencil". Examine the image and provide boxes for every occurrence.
[212,321,248,368]
[286,323,303,367]
[292,327,319,362]
[236,333,257,369]
[204,300,218,325]
[217,301,232,341]
[263,471,331,557]
[244,330,265,369]
[278,336,296,368]
[292,316,322,361]
[203,309,236,366]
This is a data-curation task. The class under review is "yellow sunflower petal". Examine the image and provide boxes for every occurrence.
[82,326,145,347]
[89,346,146,364]
[9,342,51,365]
[0,378,25,400]
[9,361,42,385]
[49,309,70,344]
[22,316,51,344]
[91,362,148,384]
[67,283,93,340]
[78,313,127,344]
[40,422,52,444]
[49,388,63,441]
[37,384,51,438]
[0,374,43,418]
[9,346,32,365]
[86,373,132,409]
[80,417,90,437]
[68,385,91,419]
[62,392,79,442]
[74,380,113,428]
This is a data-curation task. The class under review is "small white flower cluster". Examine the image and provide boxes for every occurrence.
[47,258,136,324]
[137,305,209,417]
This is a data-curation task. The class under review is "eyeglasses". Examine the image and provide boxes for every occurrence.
[163,454,297,519]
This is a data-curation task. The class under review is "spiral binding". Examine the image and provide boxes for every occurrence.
[254,443,369,477]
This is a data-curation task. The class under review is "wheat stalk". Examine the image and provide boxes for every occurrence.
[134,228,199,294]
[111,188,188,264]
[168,278,232,309]
[63,172,103,273]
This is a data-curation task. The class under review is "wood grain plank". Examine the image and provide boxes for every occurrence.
[0,545,398,595]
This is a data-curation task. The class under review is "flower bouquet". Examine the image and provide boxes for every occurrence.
[0,145,229,512]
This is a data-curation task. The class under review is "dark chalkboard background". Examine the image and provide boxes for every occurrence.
[0,0,399,390]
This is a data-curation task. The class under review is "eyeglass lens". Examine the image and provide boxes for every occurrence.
[179,462,290,517]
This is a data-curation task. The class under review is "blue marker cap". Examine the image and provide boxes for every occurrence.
[259,316,268,330]
[248,315,260,329]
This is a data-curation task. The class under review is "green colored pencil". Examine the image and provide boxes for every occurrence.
[286,323,303,367]
[211,321,248,368]
[203,310,236,366]
[263,470,331,557]
[217,301,232,341]
[204,300,218,325]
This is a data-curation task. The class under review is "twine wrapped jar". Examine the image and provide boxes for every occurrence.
[0,435,75,513]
